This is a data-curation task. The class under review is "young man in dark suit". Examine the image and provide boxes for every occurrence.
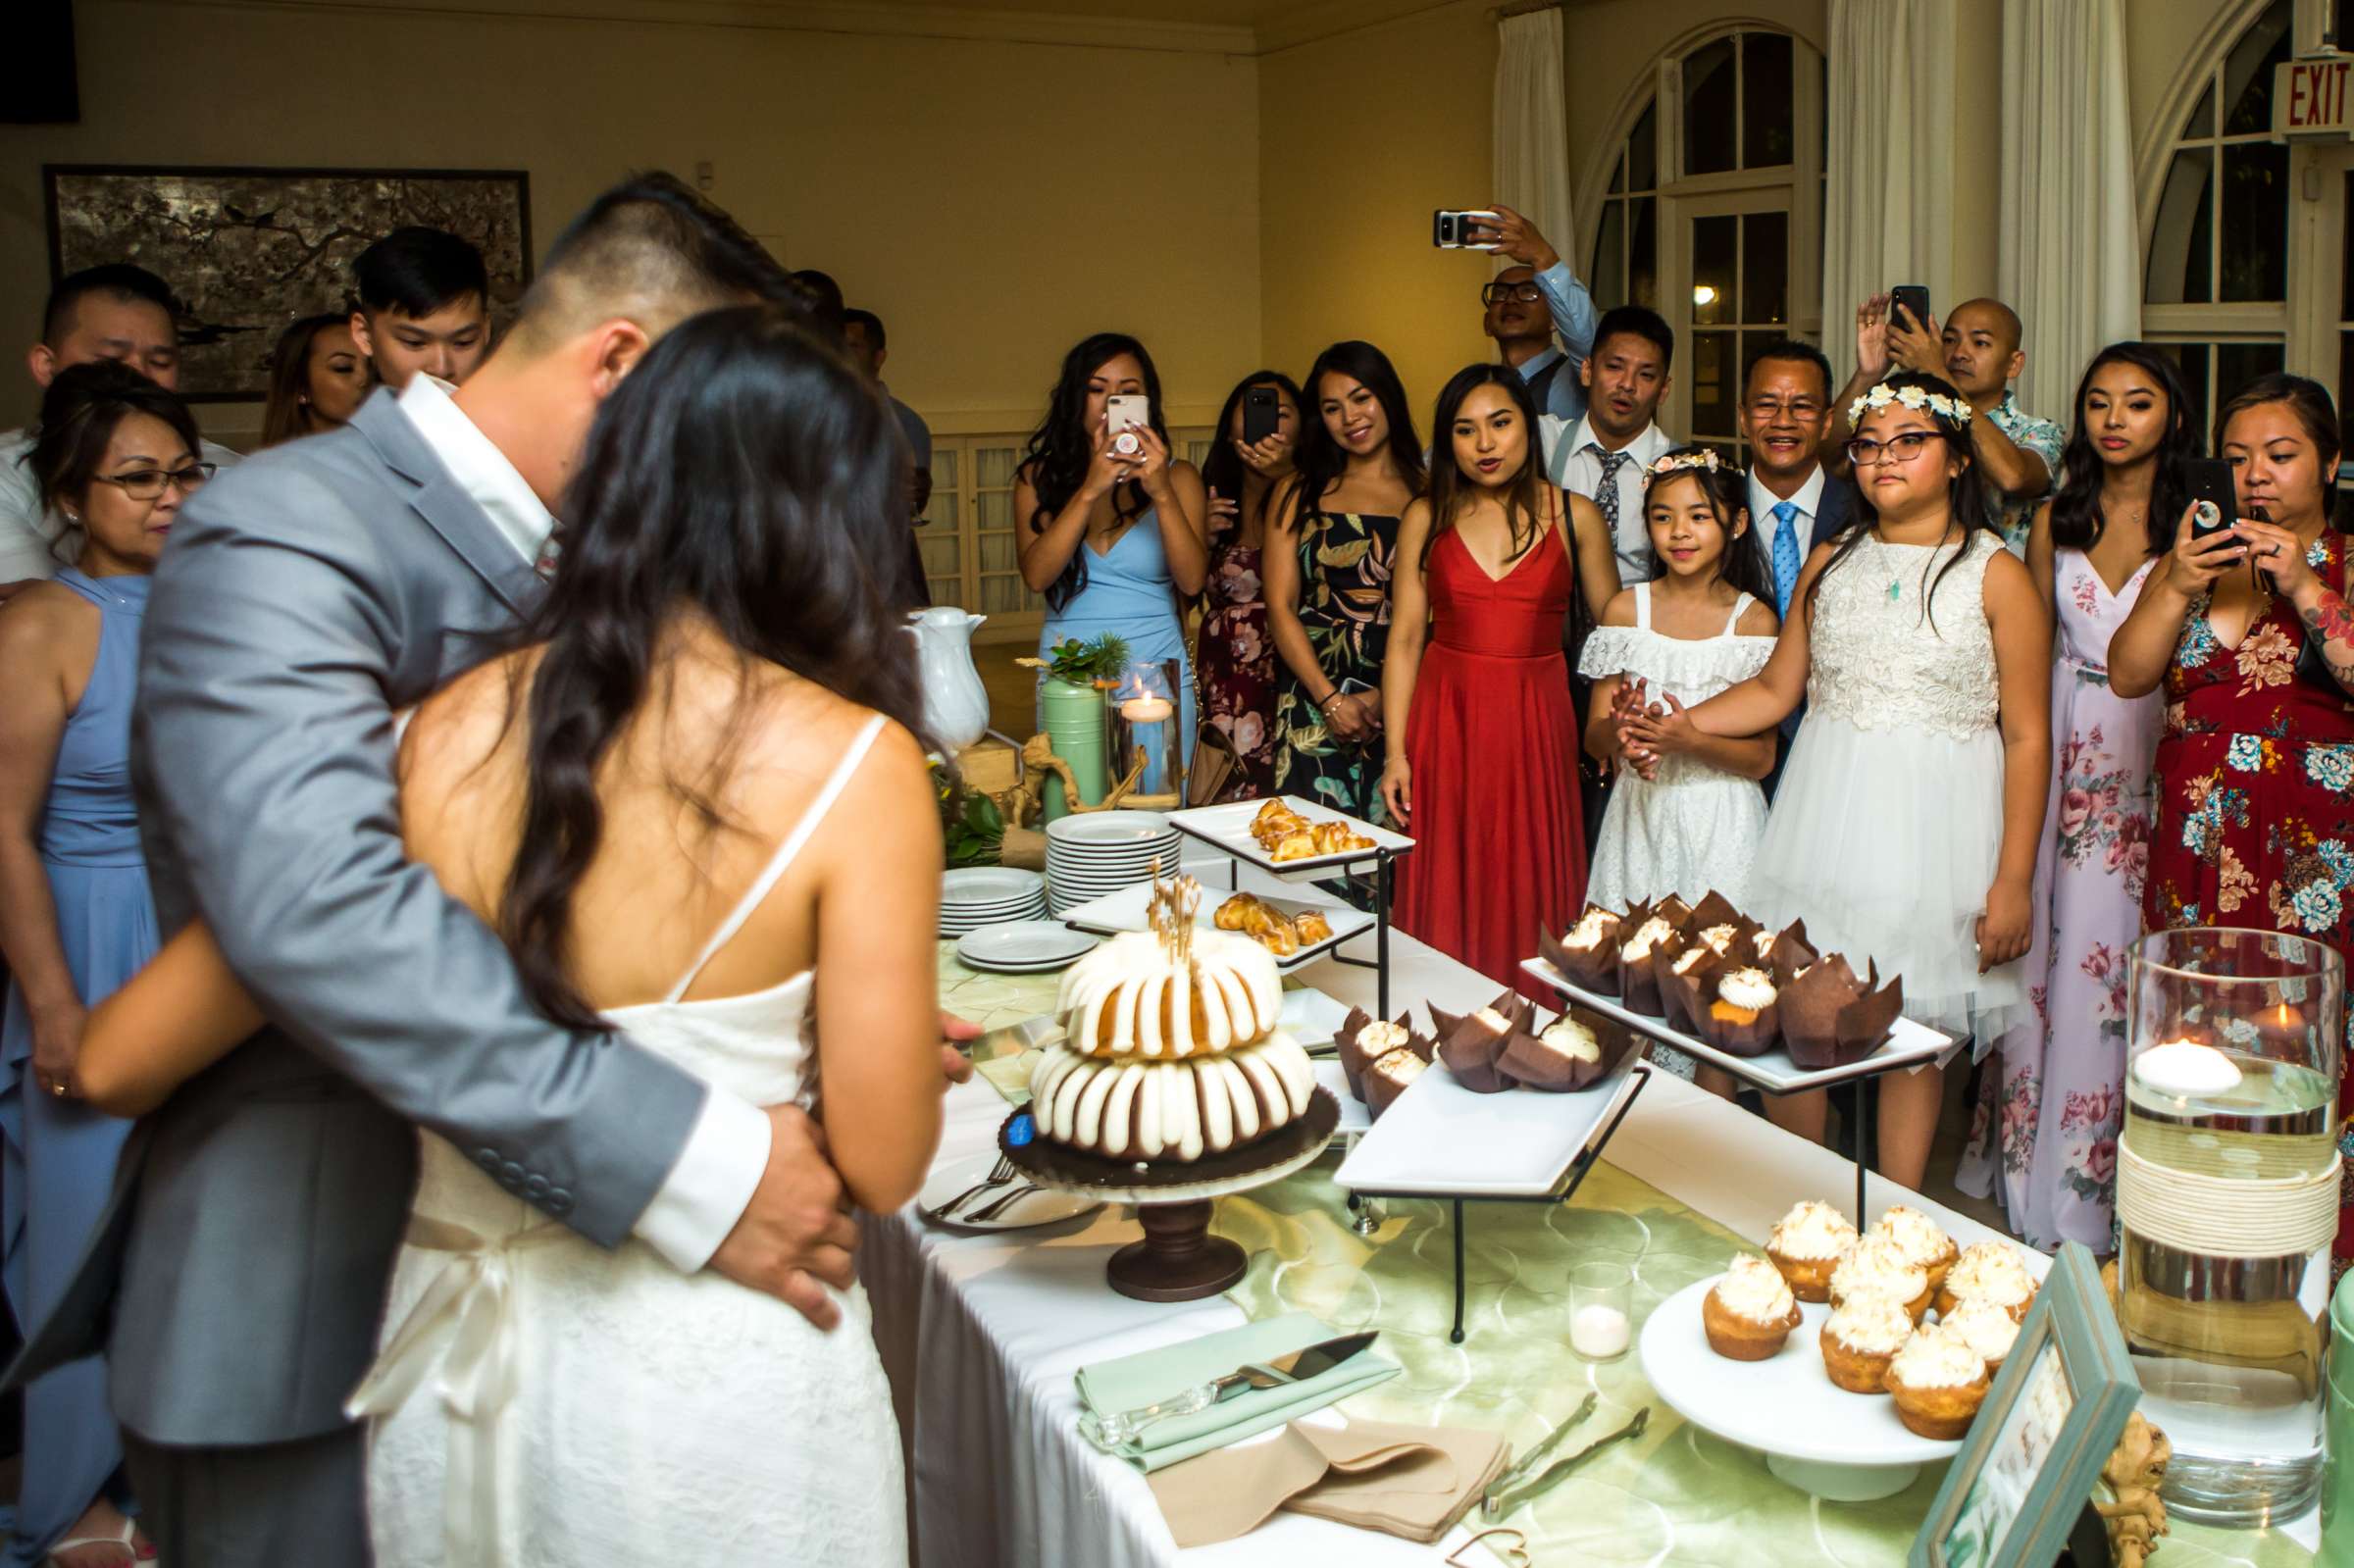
[1736,338,1852,800]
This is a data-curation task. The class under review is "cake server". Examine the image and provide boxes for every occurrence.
[1481,1405,1650,1519]
[1479,1391,1598,1512]
[1081,1331,1380,1449]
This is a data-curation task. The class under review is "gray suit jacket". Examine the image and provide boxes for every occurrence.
[14,389,711,1446]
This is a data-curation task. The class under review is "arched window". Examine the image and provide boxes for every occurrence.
[1582,25,1825,462]
[2143,0,2292,442]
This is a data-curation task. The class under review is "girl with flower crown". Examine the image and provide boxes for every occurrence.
[1643,372,2051,1180]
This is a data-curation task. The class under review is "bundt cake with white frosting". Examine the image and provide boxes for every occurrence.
[1026,873,1314,1163]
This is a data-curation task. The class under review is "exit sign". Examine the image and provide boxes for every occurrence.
[2277,55,2354,135]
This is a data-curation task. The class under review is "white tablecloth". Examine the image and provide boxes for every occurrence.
[865,900,2031,1568]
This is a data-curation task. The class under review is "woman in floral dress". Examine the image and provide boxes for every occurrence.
[2111,373,2354,1274]
[1959,345,2192,1251]
[1196,372,1303,800]
[1265,342,1425,824]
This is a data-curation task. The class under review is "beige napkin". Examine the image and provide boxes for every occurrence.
[1147,1419,1510,1547]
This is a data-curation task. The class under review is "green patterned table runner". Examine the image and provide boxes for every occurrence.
[936,945,2312,1565]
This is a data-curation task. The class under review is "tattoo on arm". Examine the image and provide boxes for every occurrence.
[2296,587,2354,694]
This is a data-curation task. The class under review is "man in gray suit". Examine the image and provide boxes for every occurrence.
[15,174,872,1563]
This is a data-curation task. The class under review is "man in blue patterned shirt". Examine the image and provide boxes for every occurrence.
[1465,205,1599,462]
[1831,292,2065,555]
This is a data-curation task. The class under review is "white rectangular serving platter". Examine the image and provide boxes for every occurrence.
[1167,795,1414,880]
[1334,1050,1646,1198]
[1518,956,1955,1094]
[1055,881,1373,971]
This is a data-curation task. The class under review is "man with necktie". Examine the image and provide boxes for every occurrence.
[1736,337,1851,799]
[1549,306,1675,584]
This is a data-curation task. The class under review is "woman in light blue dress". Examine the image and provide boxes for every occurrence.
[0,363,208,1566]
[1015,333,1207,775]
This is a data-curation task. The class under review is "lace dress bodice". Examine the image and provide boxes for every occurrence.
[1808,533,2000,741]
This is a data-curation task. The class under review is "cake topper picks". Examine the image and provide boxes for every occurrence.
[1145,859,1201,964]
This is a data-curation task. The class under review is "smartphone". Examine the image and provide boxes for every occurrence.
[1433,209,1501,250]
[1105,393,1150,436]
[1243,385,1282,445]
[1889,284,1932,334]
[2184,458,2236,541]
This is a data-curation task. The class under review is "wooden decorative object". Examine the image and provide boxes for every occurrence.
[1014,733,1181,821]
[2094,1413,2171,1568]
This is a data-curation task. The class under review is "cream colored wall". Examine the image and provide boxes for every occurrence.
[1255,0,1497,421]
[0,0,1262,442]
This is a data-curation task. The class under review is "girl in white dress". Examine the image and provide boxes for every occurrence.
[1654,374,2050,1187]
[1580,447,1778,1095]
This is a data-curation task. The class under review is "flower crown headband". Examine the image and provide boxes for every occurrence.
[1848,381,1972,427]
[1642,449,1723,487]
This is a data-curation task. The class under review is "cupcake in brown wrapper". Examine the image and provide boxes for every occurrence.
[1616,900,1677,1018]
[1779,955,1905,1071]
[1660,941,1718,1034]
[1499,1011,1625,1091]
[1438,991,1526,1093]
[1363,1045,1429,1119]
[1765,926,1819,988]
[1335,1007,1421,1101]
[1645,930,1692,1027]
[1679,889,1744,936]
[1543,905,1623,995]
[1699,965,1781,1057]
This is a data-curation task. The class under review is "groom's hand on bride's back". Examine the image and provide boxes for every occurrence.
[710,1104,861,1330]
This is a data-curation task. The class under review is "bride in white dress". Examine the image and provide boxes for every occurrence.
[68,308,947,1566]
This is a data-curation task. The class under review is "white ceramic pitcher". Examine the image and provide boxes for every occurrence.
[904,607,991,754]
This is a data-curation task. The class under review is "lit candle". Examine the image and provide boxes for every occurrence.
[1117,687,1175,795]
[1569,1302,1630,1359]
[2133,1038,2244,1097]
[2255,1001,2306,1054]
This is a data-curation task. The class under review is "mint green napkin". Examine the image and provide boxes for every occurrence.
[1075,1311,1400,1472]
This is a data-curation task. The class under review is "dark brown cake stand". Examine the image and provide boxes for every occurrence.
[998,1088,1340,1302]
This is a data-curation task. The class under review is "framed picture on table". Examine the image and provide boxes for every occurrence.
[1910,1243,2140,1568]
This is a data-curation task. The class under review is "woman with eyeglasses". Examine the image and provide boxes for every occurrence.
[1663,371,2050,1182]
[0,362,206,1565]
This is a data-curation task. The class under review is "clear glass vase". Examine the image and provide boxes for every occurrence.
[2119,927,2344,1527]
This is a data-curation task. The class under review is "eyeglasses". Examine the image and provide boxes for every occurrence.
[1843,432,1945,467]
[1481,281,1545,306]
[95,463,216,500]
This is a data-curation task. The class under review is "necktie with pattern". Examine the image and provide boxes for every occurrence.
[1590,446,1632,554]
[1770,500,1802,618]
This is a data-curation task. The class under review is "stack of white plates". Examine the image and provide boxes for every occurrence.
[940,868,1048,937]
[954,922,1100,974]
[1045,811,1184,916]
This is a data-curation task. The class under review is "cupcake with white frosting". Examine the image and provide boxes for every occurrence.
[1887,1324,1991,1438]
[1827,1235,1932,1321]
[1766,1199,1858,1302]
[1818,1294,1913,1393]
[1704,1254,1803,1360]
[1872,1205,1960,1293]
[1934,1240,2037,1322]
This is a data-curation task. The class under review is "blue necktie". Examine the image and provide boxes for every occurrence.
[1770,501,1802,619]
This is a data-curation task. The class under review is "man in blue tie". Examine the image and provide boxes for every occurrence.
[1736,338,1849,800]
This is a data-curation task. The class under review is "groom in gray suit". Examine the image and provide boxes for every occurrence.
[15,175,872,1564]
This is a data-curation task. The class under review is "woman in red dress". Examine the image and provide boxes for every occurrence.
[2111,373,2354,1274]
[1382,366,1620,984]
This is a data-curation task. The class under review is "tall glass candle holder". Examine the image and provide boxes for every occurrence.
[2120,927,2343,1527]
[1110,660,1183,799]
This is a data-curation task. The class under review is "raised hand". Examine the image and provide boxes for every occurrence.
[1854,294,1891,382]
[1470,203,1561,273]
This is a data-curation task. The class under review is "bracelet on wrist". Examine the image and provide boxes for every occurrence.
[1317,690,1345,710]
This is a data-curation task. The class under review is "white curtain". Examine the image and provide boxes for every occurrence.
[1493,7,1574,271]
[1999,0,2140,418]
[1820,0,1958,381]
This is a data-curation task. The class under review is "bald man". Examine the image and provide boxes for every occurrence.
[1831,292,2065,554]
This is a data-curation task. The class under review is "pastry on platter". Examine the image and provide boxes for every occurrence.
[1886,1325,1991,1440]
[1335,1008,1419,1102]
[1060,928,1283,1057]
[1214,891,1338,958]
[1827,1235,1932,1322]
[1269,831,1318,862]
[1873,1205,1960,1294]
[1437,992,1525,1094]
[1249,797,1308,849]
[1311,819,1375,855]
[1363,1046,1428,1120]
[1703,1254,1802,1361]
[1778,953,1904,1071]
[1295,910,1333,944]
[1819,1294,1913,1394]
[1702,966,1780,1057]
[1939,1295,2021,1375]
[1766,1199,1859,1302]
[1617,905,1678,1018]
[1499,1012,1604,1091]
[1541,906,1622,995]
[1935,1240,2037,1322]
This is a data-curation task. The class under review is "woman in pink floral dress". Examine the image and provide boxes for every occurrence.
[1959,345,2190,1251]
[1196,372,1301,799]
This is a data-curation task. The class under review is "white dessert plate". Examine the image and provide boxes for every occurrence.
[1640,1275,1958,1492]
[1055,883,1372,972]
[954,922,1100,972]
[1519,956,1956,1094]
[1168,796,1413,879]
[916,1148,1103,1231]
[1279,986,1354,1048]
[1334,1049,1644,1197]
[1046,811,1177,847]
[942,868,1046,905]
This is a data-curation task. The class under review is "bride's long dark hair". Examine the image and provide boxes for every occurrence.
[500,304,929,1029]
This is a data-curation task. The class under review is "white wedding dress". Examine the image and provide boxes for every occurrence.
[353,715,906,1568]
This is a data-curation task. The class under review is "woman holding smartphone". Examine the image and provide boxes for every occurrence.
[1264,341,1425,824]
[1196,371,1303,799]
[1017,333,1208,763]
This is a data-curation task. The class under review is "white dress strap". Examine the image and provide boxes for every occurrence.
[1633,582,1652,631]
[1721,592,1754,635]
[661,713,890,1005]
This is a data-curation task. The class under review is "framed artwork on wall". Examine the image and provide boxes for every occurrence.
[42,164,532,403]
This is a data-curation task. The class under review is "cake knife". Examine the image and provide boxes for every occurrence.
[1081,1331,1380,1449]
